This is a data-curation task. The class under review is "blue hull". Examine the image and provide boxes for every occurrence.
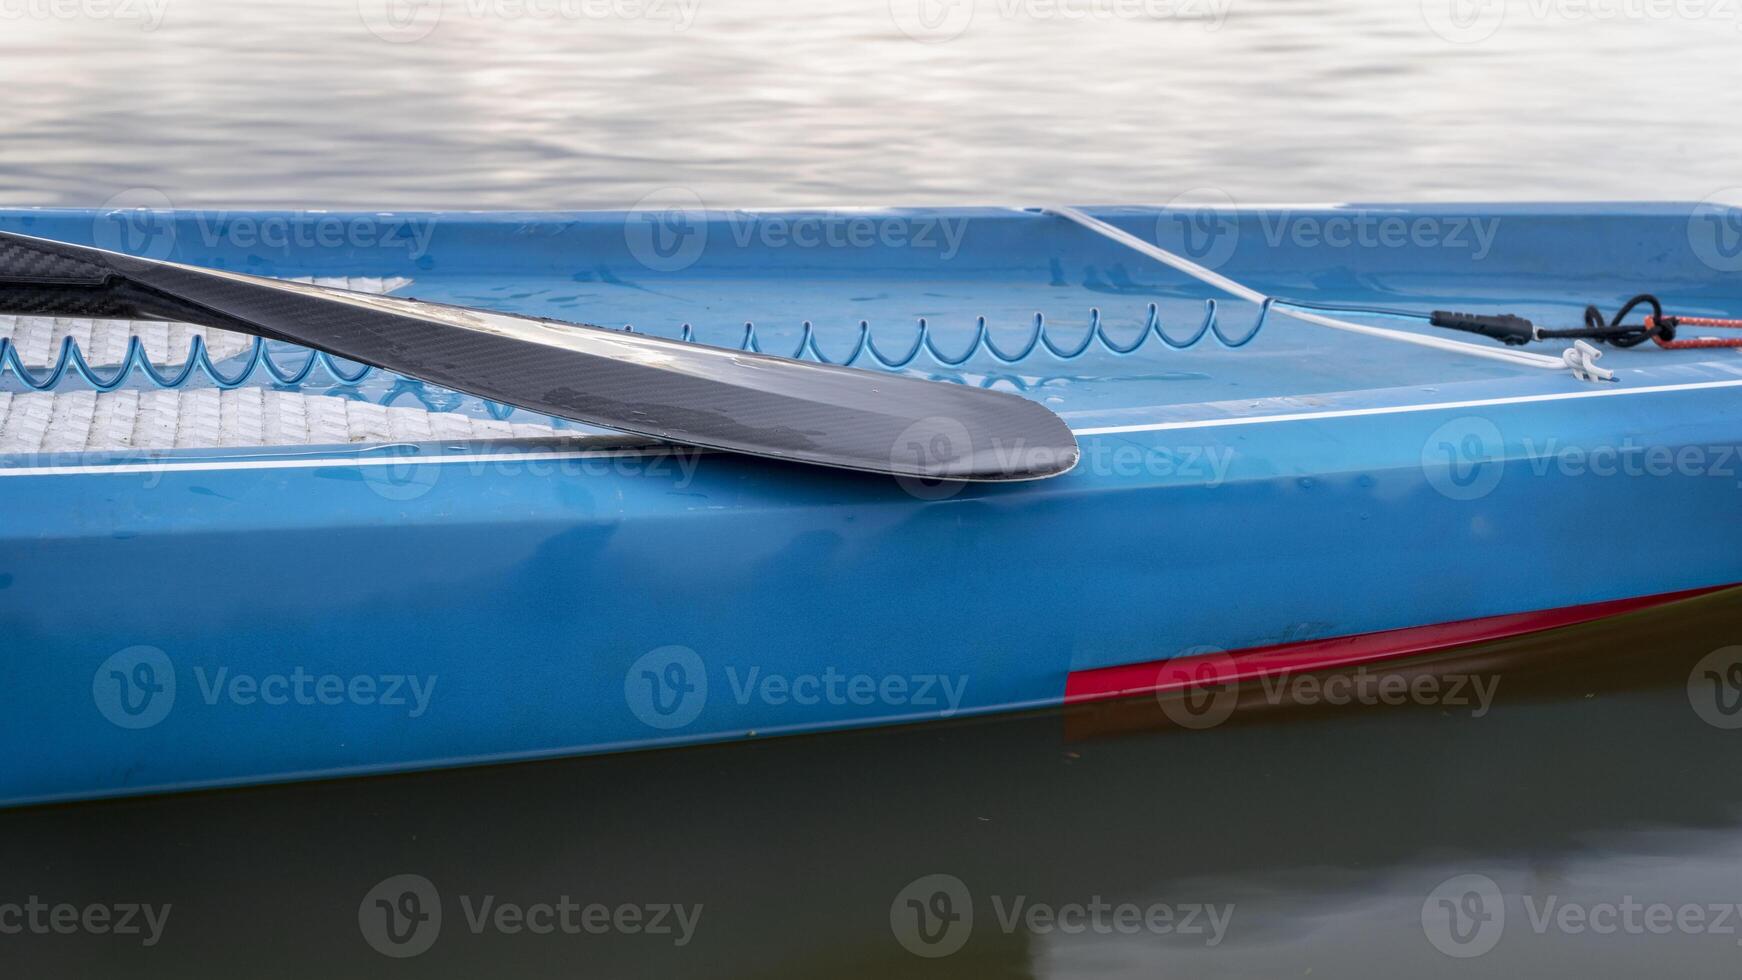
[3,204,1740,806]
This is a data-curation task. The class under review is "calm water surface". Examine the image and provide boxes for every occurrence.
[2,0,1740,208]
[4,2,1742,977]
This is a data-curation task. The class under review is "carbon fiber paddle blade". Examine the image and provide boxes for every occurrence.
[0,231,1078,482]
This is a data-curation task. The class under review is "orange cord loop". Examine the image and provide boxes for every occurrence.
[1646,315,1742,350]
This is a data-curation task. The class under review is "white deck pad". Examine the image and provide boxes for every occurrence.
[0,276,413,368]
[0,388,563,454]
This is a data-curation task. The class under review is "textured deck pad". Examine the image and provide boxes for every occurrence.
[0,277,413,367]
[0,271,562,456]
[0,388,562,454]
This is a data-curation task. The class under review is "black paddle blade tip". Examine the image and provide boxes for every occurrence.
[882,393,1080,483]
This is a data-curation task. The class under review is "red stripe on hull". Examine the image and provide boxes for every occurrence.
[1063,584,1737,705]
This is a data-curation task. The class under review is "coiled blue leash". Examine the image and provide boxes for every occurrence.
[0,334,373,392]
[3,301,1270,405]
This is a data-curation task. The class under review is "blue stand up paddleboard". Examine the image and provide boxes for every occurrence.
[1,203,1739,806]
